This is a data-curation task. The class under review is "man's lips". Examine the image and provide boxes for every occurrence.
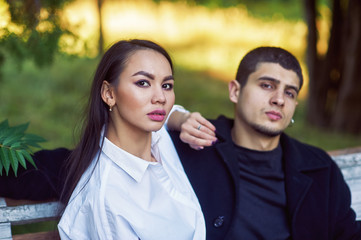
[265,111,282,121]
[147,110,166,121]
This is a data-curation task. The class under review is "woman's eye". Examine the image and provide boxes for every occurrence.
[136,80,150,87]
[162,83,173,90]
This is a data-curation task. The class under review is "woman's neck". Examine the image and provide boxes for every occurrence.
[106,123,154,162]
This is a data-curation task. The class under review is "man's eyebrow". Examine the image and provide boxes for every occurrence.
[258,76,299,93]
[132,71,174,81]
[258,76,280,84]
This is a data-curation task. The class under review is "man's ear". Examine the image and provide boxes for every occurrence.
[101,80,115,107]
[229,80,241,104]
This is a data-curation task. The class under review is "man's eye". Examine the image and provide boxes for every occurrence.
[162,83,173,90]
[261,83,272,89]
[286,91,295,98]
[135,80,150,87]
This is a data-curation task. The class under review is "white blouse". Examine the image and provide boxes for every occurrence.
[57,126,205,240]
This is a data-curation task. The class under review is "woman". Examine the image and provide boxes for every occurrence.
[57,39,208,239]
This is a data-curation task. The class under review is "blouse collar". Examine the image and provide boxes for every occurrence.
[101,129,162,183]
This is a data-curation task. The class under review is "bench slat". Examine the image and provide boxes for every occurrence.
[332,152,361,169]
[0,222,12,240]
[0,202,60,225]
[332,152,361,220]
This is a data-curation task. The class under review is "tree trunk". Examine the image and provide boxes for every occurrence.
[97,0,104,56]
[304,0,325,126]
[305,0,361,135]
[317,0,344,127]
[331,0,361,134]
[304,0,335,128]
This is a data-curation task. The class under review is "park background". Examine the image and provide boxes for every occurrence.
[0,0,361,235]
[1,0,360,153]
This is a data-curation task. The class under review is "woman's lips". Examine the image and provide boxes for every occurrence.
[147,110,166,121]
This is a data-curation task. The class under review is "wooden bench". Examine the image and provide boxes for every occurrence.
[0,148,361,239]
[329,146,361,220]
[0,199,61,240]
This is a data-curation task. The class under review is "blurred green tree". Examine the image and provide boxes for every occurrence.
[0,0,76,80]
[305,0,361,134]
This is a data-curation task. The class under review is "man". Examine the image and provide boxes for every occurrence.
[169,47,361,239]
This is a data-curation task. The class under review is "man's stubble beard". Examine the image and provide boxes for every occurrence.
[250,122,284,138]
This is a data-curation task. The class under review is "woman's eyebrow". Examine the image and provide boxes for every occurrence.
[164,75,174,81]
[133,71,174,82]
[132,71,154,79]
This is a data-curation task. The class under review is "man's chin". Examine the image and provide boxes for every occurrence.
[252,124,283,138]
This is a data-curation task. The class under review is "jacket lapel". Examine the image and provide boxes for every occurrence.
[215,142,240,187]
[212,117,240,187]
[284,162,313,222]
[281,134,329,230]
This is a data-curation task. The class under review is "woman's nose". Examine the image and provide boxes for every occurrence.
[151,86,166,104]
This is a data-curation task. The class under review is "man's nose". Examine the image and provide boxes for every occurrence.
[270,90,285,106]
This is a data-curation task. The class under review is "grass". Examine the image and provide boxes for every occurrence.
[1,55,360,152]
[12,221,58,235]
[241,0,304,21]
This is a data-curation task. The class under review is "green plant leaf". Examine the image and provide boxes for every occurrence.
[23,133,46,143]
[0,119,9,131]
[0,126,11,143]
[9,149,18,177]
[2,133,23,147]
[12,122,29,134]
[20,149,37,169]
[11,142,22,149]
[0,147,11,175]
[0,120,44,176]
[15,150,27,169]
[23,141,41,148]
[0,162,3,176]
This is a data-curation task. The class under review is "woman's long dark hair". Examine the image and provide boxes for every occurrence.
[60,39,173,205]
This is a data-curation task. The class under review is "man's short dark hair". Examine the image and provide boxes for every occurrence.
[235,47,303,90]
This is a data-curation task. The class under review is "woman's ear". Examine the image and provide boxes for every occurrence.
[229,80,241,104]
[101,81,115,107]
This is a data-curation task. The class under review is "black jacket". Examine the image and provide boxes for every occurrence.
[170,116,361,240]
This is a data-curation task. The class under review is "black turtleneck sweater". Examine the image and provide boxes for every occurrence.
[232,143,291,239]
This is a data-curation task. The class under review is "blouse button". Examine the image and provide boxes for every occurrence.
[213,216,224,228]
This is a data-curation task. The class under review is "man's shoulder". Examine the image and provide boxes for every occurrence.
[282,134,328,156]
[281,133,334,168]
[210,115,233,125]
